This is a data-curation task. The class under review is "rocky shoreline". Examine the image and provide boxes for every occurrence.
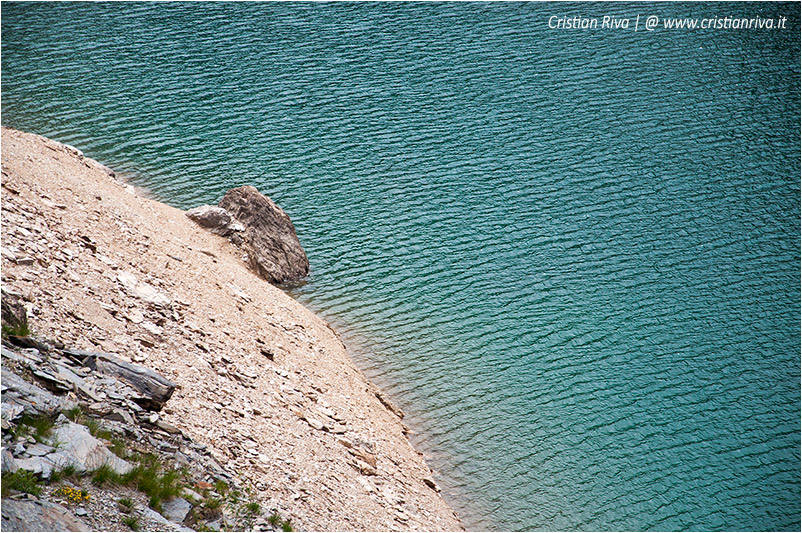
[0,127,463,531]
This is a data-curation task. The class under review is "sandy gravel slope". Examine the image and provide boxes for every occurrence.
[0,126,463,532]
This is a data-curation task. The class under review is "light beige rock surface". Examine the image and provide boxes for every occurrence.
[0,127,463,531]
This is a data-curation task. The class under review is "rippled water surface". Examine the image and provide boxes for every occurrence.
[3,3,800,530]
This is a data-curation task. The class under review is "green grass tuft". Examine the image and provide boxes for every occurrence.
[13,413,55,443]
[148,494,163,512]
[122,515,140,531]
[120,458,185,512]
[85,418,113,441]
[64,406,84,423]
[49,464,79,483]
[281,520,294,532]
[205,496,222,511]
[2,322,31,338]
[109,437,129,459]
[2,469,42,497]
[117,497,134,512]
[213,479,228,495]
[91,464,121,487]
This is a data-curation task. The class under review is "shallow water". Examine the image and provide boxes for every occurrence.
[2,2,800,530]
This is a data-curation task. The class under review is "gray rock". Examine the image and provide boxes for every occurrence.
[18,422,132,477]
[103,408,135,426]
[5,335,50,353]
[15,457,53,479]
[117,271,171,307]
[1,368,66,418]
[82,352,176,411]
[52,364,87,391]
[218,186,309,284]
[138,504,195,532]
[62,143,83,159]
[2,448,19,473]
[2,403,25,423]
[1,346,37,365]
[162,497,193,523]
[86,402,111,416]
[95,162,116,178]
[304,417,325,431]
[1,290,28,333]
[62,348,98,365]
[77,384,103,403]
[185,205,244,237]
[127,310,145,324]
[31,368,72,392]
[2,247,18,262]
[0,498,90,532]
[25,443,55,457]
[356,459,377,476]
[182,488,203,502]
[156,420,181,434]
[141,321,163,336]
[373,389,405,419]
[349,448,377,469]
[423,476,441,492]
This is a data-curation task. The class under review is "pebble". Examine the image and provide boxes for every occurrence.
[305,417,325,431]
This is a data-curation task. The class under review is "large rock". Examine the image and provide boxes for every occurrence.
[1,499,90,532]
[15,422,132,478]
[218,186,309,284]
[82,352,176,411]
[1,369,66,419]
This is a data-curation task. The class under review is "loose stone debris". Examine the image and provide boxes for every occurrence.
[1,127,463,532]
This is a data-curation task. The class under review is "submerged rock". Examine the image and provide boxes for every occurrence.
[218,186,309,284]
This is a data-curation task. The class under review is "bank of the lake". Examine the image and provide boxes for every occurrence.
[1,126,463,531]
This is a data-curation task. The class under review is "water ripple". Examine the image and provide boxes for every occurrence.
[2,2,799,531]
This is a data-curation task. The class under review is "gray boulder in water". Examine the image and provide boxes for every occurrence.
[218,185,309,284]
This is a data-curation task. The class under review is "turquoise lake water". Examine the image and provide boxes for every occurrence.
[2,3,799,530]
